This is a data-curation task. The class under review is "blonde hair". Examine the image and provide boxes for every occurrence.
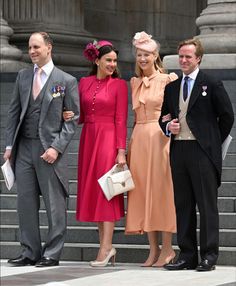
[135,50,166,77]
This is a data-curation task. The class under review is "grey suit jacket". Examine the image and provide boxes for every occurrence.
[5,66,80,194]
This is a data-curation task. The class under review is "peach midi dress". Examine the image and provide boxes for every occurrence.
[125,71,177,234]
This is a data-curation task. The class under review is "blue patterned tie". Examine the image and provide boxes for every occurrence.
[183,76,189,101]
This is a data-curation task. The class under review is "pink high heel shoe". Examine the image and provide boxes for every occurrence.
[90,247,116,267]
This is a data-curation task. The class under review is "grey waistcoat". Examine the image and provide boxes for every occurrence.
[20,84,47,139]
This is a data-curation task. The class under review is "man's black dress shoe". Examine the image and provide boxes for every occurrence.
[196,259,216,271]
[35,257,59,267]
[8,255,36,266]
[164,259,197,270]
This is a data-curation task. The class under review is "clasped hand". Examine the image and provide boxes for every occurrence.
[63,111,74,121]
[168,118,180,134]
[40,147,58,164]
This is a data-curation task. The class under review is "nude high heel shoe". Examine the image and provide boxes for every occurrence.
[90,247,116,267]
[152,252,176,268]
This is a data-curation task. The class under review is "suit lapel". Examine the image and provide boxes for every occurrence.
[172,77,182,118]
[21,68,34,117]
[187,71,204,111]
[40,67,57,123]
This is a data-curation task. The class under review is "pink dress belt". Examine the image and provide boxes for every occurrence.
[84,115,115,123]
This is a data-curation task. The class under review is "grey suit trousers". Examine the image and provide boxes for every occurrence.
[15,137,67,261]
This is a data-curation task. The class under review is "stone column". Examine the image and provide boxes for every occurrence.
[196,0,236,53]
[195,0,236,69]
[1,0,93,70]
[163,0,236,69]
[0,9,29,72]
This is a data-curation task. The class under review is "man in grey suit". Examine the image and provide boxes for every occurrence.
[3,32,80,267]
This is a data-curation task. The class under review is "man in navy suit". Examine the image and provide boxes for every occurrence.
[159,38,234,271]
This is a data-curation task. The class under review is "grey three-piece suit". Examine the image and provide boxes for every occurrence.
[5,66,80,261]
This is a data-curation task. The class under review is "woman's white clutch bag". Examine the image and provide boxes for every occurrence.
[98,164,135,201]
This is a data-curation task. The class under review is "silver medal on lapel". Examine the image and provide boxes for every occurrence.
[202,85,207,96]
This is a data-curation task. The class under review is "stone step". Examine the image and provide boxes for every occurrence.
[1,225,235,247]
[0,127,82,144]
[0,241,235,266]
[221,167,236,181]
[0,124,234,146]
[229,126,236,137]
[65,166,236,181]
[1,194,235,213]
[218,181,236,196]
[0,106,135,130]
[63,152,236,167]
[1,210,236,229]
[223,154,236,167]
[1,180,235,197]
[0,149,235,168]
[0,116,234,145]
[226,140,236,153]
[0,119,235,136]
[69,196,236,214]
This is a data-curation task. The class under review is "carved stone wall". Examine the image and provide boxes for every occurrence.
[83,0,207,65]
[1,0,92,70]
[1,0,207,70]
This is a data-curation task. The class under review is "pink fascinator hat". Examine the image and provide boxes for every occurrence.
[84,40,113,62]
[132,31,159,53]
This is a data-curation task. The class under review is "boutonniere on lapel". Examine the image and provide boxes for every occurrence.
[51,85,66,98]
[201,85,207,96]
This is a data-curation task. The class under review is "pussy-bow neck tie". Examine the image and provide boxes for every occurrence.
[132,72,159,109]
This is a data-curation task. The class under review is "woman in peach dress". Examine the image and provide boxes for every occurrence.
[125,31,177,267]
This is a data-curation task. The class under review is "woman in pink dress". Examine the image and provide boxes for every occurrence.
[65,40,128,267]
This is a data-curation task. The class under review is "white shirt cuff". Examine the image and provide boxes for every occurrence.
[166,122,171,137]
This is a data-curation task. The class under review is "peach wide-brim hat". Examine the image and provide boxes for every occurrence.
[132,31,158,53]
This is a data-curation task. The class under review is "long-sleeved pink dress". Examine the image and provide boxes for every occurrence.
[76,75,128,222]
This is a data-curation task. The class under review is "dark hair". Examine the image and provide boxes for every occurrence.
[178,38,204,64]
[31,32,54,46]
[89,45,120,78]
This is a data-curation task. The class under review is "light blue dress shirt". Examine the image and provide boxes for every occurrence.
[181,67,199,99]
